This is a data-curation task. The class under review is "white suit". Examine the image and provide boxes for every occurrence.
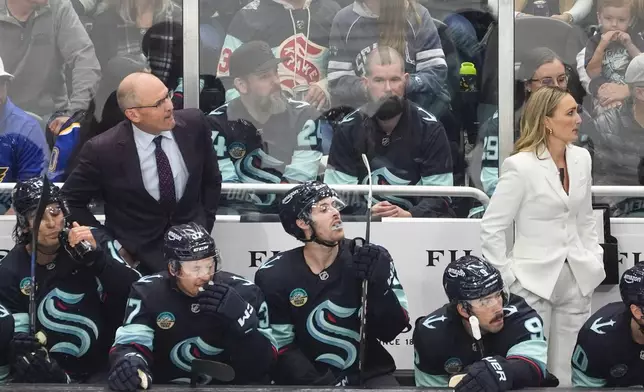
[480,145,605,387]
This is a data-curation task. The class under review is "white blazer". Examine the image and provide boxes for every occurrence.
[480,144,605,300]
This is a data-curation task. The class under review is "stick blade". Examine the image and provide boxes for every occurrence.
[191,359,235,385]
[449,373,466,388]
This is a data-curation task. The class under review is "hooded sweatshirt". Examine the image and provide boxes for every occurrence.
[217,0,341,103]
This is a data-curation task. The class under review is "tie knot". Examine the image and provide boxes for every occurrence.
[154,136,163,149]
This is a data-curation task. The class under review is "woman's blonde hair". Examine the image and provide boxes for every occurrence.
[513,86,569,156]
[368,0,421,59]
[109,0,175,25]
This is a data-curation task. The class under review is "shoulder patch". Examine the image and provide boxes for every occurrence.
[417,107,437,123]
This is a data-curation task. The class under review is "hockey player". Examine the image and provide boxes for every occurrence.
[255,181,410,386]
[414,255,551,391]
[108,222,275,391]
[571,262,644,387]
[324,46,454,218]
[0,304,13,382]
[208,41,324,213]
[0,177,141,383]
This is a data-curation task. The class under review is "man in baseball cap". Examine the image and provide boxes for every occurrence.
[0,55,49,214]
[207,41,324,214]
[591,53,644,215]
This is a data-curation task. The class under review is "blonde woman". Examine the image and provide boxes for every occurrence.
[480,86,605,387]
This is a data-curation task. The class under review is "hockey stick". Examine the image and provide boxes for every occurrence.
[190,359,236,386]
[449,315,485,388]
[358,154,373,386]
[28,176,51,336]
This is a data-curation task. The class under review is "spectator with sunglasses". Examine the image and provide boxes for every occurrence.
[473,47,596,215]
[591,54,644,216]
[414,255,552,390]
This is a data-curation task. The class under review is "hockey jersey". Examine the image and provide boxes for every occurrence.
[413,294,547,388]
[0,239,141,382]
[254,239,410,386]
[327,1,448,110]
[110,271,276,385]
[207,98,324,211]
[48,121,82,182]
[217,0,341,101]
[324,101,454,217]
[572,302,644,387]
[0,303,13,383]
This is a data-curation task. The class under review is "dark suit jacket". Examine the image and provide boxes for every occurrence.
[62,108,222,273]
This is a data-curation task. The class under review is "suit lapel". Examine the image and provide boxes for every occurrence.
[537,147,569,207]
[566,146,582,199]
[117,122,159,205]
[172,115,196,179]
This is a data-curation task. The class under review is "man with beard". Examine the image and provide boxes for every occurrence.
[571,262,644,387]
[414,255,551,391]
[324,46,454,218]
[254,181,409,386]
[208,41,324,214]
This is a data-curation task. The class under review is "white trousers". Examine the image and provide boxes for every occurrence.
[509,263,592,388]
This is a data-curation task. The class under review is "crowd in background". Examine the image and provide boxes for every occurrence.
[2,0,644,219]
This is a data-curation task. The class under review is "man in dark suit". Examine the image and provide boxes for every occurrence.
[62,72,222,273]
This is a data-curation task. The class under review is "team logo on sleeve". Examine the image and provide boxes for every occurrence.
[289,288,308,307]
[20,277,32,296]
[0,167,7,182]
[609,364,628,378]
[157,312,176,330]
[444,357,463,375]
[228,142,247,159]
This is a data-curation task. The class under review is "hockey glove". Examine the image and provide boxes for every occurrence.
[456,356,513,392]
[351,242,392,287]
[12,349,69,383]
[108,353,152,392]
[198,281,258,337]
[9,332,43,359]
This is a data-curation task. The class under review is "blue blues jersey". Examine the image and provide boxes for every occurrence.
[48,122,82,182]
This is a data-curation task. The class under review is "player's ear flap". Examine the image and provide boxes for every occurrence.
[295,218,309,231]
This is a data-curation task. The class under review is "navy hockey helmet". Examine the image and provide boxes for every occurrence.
[11,177,65,244]
[164,222,220,272]
[620,263,644,307]
[279,181,345,242]
[443,255,504,303]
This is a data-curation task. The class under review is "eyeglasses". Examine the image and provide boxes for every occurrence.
[127,91,173,110]
[529,74,568,87]
[468,290,504,309]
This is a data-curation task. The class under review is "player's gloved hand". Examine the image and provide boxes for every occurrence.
[456,356,513,392]
[12,349,69,383]
[198,281,258,337]
[9,332,43,359]
[351,241,392,286]
[108,353,152,392]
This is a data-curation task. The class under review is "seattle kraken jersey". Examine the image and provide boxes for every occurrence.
[572,302,644,387]
[0,242,140,381]
[413,294,547,387]
[110,271,276,385]
[48,121,82,182]
[324,101,454,217]
[0,303,13,382]
[207,98,324,211]
[254,239,409,385]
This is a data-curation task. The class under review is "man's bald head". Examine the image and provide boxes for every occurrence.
[365,46,405,77]
[116,71,160,112]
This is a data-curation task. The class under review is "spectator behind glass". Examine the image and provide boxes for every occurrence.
[217,0,341,111]
[481,86,605,387]
[0,56,49,215]
[487,0,593,24]
[585,0,644,113]
[208,41,324,214]
[325,46,454,218]
[90,0,182,85]
[328,0,449,116]
[591,54,644,216]
[0,0,101,135]
[477,47,597,206]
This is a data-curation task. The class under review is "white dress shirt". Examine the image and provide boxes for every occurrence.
[132,125,188,202]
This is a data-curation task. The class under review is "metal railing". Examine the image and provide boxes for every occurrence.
[0,183,491,207]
